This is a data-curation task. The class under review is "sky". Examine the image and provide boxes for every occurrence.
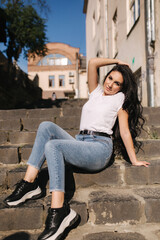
[0,0,86,73]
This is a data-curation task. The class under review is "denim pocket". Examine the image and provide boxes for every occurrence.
[92,135,113,149]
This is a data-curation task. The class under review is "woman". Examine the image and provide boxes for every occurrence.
[4,58,150,240]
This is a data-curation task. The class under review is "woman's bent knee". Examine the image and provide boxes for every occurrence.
[38,121,56,132]
[44,140,61,155]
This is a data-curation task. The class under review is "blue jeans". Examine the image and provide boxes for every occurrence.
[27,121,113,192]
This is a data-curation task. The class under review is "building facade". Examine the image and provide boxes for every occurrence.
[28,42,88,99]
[83,0,160,106]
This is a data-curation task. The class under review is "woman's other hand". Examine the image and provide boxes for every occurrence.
[132,160,150,167]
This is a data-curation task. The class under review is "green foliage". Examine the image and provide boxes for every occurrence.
[1,0,48,11]
[2,0,48,64]
[151,131,158,139]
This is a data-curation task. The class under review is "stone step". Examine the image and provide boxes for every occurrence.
[0,107,82,120]
[0,196,87,232]
[59,99,87,107]
[0,121,159,143]
[83,232,147,240]
[1,222,160,240]
[0,106,158,124]
[143,114,160,126]
[143,108,160,127]
[143,107,160,115]
[1,131,37,145]
[0,116,81,131]
[21,116,80,131]
[0,126,159,146]
[1,159,160,191]
[87,187,159,225]
[0,105,160,239]
[1,185,160,234]
[0,125,159,145]
[0,139,159,165]
[0,108,159,141]
[0,129,78,145]
[0,102,157,120]
[67,223,160,240]
[140,126,160,139]
[137,139,160,158]
[0,231,40,240]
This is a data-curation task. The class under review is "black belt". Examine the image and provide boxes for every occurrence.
[79,130,111,138]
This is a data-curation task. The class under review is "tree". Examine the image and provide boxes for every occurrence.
[0,8,7,43]
[1,0,48,13]
[2,0,48,66]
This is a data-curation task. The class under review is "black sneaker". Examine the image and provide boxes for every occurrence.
[38,202,78,240]
[4,179,42,207]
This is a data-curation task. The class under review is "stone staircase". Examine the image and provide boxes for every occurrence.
[0,100,160,240]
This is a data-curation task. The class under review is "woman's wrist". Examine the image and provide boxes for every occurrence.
[131,160,139,165]
[129,155,139,165]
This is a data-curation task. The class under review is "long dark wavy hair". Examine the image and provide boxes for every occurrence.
[103,64,145,158]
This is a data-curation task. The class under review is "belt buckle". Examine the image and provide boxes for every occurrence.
[90,131,95,136]
[81,130,86,135]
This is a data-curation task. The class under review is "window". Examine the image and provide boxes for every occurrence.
[59,75,65,87]
[49,75,55,87]
[112,9,118,57]
[69,72,74,77]
[128,0,140,32]
[49,58,54,65]
[37,54,72,66]
[69,79,74,84]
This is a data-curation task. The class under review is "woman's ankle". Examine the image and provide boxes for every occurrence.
[23,177,35,183]
[24,165,39,183]
[51,191,64,208]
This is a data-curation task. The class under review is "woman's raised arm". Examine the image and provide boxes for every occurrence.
[88,58,128,93]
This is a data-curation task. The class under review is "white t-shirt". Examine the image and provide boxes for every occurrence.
[79,84,125,135]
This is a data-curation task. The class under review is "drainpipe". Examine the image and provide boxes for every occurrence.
[75,52,80,98]
[145,0,155,106]
[151,0,156,44]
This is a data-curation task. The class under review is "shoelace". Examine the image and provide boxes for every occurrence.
[13,180,23,187]
[46,209,59,229]
[13,180,27,194]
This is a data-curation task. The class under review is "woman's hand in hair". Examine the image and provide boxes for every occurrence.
[88,58,123,93]
[132,160,150,167]
[117,60,130,68]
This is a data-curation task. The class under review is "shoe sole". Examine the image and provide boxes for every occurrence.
[46,209,78,240]
[4,186,42,207]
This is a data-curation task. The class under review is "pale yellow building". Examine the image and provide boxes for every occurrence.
[28,42,88,99]
[83,0,160,106]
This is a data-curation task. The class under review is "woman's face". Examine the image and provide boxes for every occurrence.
[103,71,123,96]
